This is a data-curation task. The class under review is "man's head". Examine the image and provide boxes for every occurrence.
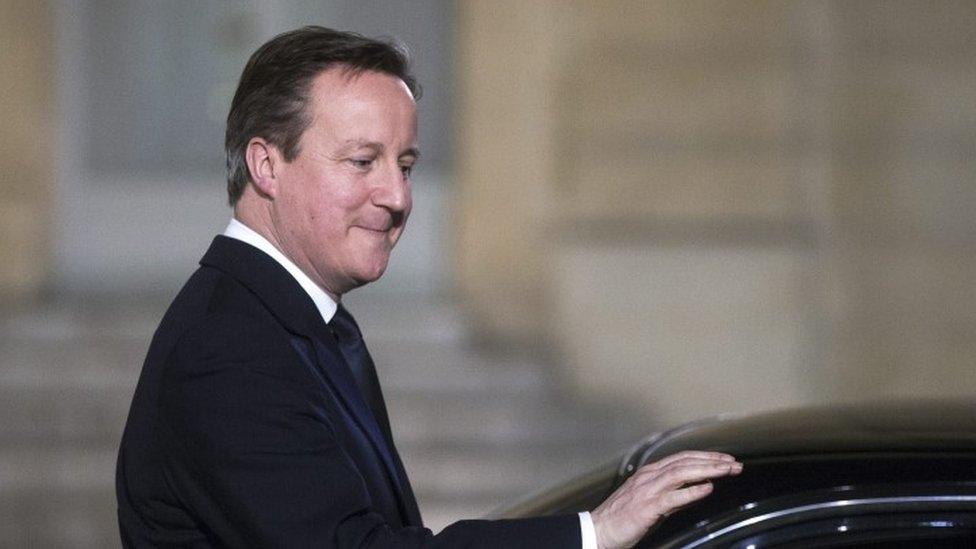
[225,26,420,205]
[228,27,420,299]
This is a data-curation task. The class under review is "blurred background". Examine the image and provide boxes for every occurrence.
[2,0,975,546]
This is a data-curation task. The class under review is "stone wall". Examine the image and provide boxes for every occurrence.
[822,1,976,403]
[0,2,54,303]
[454,0,976,425]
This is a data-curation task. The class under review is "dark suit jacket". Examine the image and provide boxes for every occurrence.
[116,236,580,548]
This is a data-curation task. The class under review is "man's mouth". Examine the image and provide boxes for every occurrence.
[357,211,404,235]
[358,225,391,233]
[358,215,403,234]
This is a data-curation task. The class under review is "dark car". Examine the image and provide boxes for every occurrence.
[493,400,976,548]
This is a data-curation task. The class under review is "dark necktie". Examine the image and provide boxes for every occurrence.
[329,303,423,526]
[328,304,395,446]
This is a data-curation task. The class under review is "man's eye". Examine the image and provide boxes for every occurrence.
[400,165,413,178]
[350,159,373,170]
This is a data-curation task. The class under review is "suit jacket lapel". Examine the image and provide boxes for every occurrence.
[200,236,322,337]
[200,236,415,523]
[308,334,409,500]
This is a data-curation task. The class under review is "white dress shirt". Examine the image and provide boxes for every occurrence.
[222,218,597,548]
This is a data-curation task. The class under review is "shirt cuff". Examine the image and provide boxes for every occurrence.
[579,511,597,549]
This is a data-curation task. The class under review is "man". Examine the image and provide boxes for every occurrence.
[116,27,741,548]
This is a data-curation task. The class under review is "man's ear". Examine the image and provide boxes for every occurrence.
[244,137,280,199]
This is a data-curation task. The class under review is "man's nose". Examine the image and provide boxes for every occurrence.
[372,163,411,213]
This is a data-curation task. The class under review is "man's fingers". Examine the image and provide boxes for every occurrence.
[641,450,735,472]
[657,482,714,515]
[661,461,740,486]
[590,452,741,549]
[638,461,742,494]
[634,457,739,480]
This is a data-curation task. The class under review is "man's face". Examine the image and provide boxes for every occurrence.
[271,68,418,298]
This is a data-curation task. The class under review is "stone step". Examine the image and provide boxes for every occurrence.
[0,360,559,445]
[0,482,538,544]
[0,445,115,491]
[0,435,628,501]
[0,485,119,549]
[0,296,643,548]
[371,341,549,394]
[0,486,525,545]
[0,341,547,396]
[0,383,638,462]
[342,295,467,343]
[0,385,129,445]
[0,357,629,447]
[387,390,640,446]
[399,439,626,502]
[0,338,144,390]
[0,300,163,343]
[0,295,467,346]
[0,441,613,544]
[416,495,506,534]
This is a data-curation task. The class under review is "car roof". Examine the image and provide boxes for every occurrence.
[625,399,976,475]
[632,400,976,547]
[492,398,976,544]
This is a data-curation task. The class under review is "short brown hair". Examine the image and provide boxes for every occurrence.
[224,26,420,205]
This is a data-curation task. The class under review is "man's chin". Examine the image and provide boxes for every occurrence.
[349,259,390,288]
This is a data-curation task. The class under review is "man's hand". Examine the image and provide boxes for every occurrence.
[590,451,742,549]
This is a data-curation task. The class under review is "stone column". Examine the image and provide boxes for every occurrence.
[0,1,54,303]
[453,0,576,344]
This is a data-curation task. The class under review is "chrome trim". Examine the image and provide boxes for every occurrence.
[679,494,976,548]
[620,414,740,480]
[618,432,663,479]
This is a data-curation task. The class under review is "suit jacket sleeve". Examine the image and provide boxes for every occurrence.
[158,313,580,548]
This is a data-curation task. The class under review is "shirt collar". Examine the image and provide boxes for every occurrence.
[223,218,338,323]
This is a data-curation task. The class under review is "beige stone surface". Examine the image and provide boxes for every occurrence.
[0,2,54,301]
[577,0,794,47]
[833,0,976,48]
[0,202,47,298]
[565,48,794,140]
[566,148,801,221]
[453,1,806,341]
[557,2,801,223]
[818,1,976,404]
[455,0,976,418]
[822,245,976,403]
[453,1,577,342]
[551,242,816,425]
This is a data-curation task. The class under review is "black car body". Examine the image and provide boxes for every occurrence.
[494,400,976,548]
